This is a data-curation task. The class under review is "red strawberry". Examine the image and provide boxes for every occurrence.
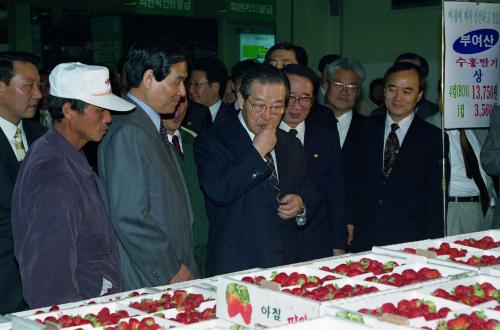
[240,303,252,325]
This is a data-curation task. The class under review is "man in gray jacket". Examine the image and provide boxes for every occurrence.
[98,42,199,289]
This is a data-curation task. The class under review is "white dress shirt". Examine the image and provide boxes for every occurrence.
[448,129,487,197]
[0,117,28,161]
[383,112,415,151]
[337,111,353,148]
[279,120,306,145]
[209,99,222,122]
[167,130,184,153]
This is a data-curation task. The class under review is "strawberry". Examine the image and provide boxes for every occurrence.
[240,302,252,325]
[447,315,470,329]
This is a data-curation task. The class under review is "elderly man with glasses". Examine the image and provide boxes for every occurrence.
[194,64,319,276]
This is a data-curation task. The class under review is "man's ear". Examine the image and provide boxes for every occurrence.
[0,81,7,98]
[142,69,155,89]
[417,90,423,103]
[210,82,220,96]
[237,91,245,110]
[61,102,76,122]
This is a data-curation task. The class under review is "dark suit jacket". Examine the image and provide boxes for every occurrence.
[349,115,446,252]
[0,119,46,313]
[214,101,238,123]
[98,101,198,290]
[295,117,347,261]
[194,115,319,276]
[182,101,212,135]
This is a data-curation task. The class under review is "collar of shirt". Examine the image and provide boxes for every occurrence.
[127,92,161,131]
[384,112,414,145]
[233,101,240,112]
[167,129,184,152]
[209,99,222,121]
[336,110,353,148]
[0,116,29,154]
[47,128,93,178]
[279,120,305,145]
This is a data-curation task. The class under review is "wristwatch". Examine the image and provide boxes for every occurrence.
[295,204,307,226]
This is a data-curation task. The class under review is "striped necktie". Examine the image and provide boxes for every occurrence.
[264,152,281,204]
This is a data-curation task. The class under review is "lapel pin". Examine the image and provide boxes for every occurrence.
[313,153,319,158]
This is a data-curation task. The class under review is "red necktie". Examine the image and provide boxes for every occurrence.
[171,134,184,160]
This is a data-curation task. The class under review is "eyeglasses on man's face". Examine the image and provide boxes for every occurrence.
[246,98,284,115]
[288,95,314,107]
[329,81,359,94]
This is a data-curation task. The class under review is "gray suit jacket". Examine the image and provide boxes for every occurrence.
[98,102,198,290]
[481,106,500,229]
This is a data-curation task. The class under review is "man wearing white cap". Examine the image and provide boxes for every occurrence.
[11,62,134,308]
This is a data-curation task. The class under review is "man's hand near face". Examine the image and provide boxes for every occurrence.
[252,125,278,157]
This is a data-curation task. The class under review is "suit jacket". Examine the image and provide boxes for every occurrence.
[182,101,212,135]
[214,101,238,123]
[481,105,500,229]
[194,115,319,276]
[98,102,198,290]
[295,117,347,261]
[0,119,46,314]
[350,114,446,252]
[178,127,209,275]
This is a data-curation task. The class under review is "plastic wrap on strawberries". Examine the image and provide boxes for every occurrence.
[309,252,413,278]
[414,274,500,309]
[323,290,469,328]
[148,300,216,325]
[10,288,161,318]
[25,302,143,329]
[119,287,216,314]
[352,261,475,290]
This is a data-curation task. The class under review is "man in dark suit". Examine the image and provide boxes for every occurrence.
[194,64,319,276]
[98,42,198,290]
[310,57,368,246]
[281,64,347,260]
[188,57,236,124]
[349,62,446,252]
[0,52,46,313]
[182,100,212,135]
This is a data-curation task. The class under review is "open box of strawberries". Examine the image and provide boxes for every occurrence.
[432,282,499,306]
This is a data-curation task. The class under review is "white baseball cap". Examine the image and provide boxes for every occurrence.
[49,62,135,112]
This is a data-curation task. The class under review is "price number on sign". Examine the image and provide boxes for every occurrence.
[472,85,498,101]
[474,103,494,117]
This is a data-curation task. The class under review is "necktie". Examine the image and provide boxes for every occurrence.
[264,152,281,204]
[289,128,298,137]
[171,134,184,160]
[459,129,489,215]
[383,123,400,177]
[159,122,175,156]
[14,127,26,162]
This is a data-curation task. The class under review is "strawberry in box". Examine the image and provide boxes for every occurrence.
[450,254,500,267]
[241,270,338,288]
[319,258,400,277]
[104,317,160,330]
[35,307,130,328]
[364,267,441,287]
[403,242,468,258]
[432,282,499,306]
[282,282,380,301]
[423,310,499,330]
[358,298,451,321]
[454,235,500,250]
[128,290,211,313]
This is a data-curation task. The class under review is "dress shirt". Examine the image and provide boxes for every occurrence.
[238,111,278,179]
[167,130,184,153]
[448,129,487,197]
[336,111,353,148]
[0,117,29,160]
[127,92,161,131]
[209,99,222,122]
[384,112,415,150]
[279,121,305,145]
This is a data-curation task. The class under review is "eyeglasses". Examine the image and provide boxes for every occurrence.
[247,98,284,115]
[188,80,209,89]
[289,95,314,107]
[329,81,359,94]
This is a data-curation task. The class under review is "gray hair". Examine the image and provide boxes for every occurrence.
[326,57,366,84]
